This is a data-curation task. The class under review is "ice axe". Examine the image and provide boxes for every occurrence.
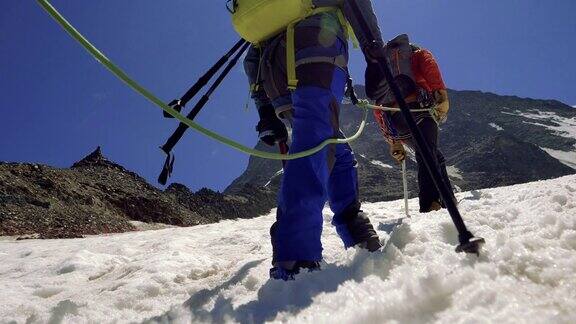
[348,0,484,255]
[402,159,409,218]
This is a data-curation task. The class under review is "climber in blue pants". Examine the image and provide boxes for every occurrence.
[244,5,383,280]
[274,66,359,261]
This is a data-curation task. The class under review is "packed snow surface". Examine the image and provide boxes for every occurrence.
[1,175,576,323]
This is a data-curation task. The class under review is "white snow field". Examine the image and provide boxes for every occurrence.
[1,175,576,323]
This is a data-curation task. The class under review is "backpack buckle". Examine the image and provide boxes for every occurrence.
[226,0,238,14]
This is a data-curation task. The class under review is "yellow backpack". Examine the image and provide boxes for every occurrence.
[229,0,319,44]
[228,0,355,89]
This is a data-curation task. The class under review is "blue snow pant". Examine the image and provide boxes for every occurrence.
[259,17,365,262]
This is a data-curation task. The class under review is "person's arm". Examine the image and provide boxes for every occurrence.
[340,0,385,57]
[415,49,446,92]
[414,49,450,122]
[338,0,393,106]
[243,45,288,146]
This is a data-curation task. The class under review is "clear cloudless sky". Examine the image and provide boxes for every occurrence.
[1,0,575,192]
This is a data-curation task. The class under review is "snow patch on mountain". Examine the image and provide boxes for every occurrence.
[370,160,394,169]
[503,110,576,139]
[489,122,504,131]
[405,146,417,163]
[264,169,283,188]
[541,147,576,170]
[446,165,464,180]
[1,175,576,323]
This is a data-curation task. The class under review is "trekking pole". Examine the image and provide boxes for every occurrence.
[402,159,409,218]
[163,39,247,118]
[158,41,251,185]
[347,0,484,255]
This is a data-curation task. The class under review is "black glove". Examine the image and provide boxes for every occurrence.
[256,104,288,146]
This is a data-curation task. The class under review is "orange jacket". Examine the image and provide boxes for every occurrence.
[412,49,446,93]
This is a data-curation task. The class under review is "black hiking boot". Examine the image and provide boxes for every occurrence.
[336,202,382,252]
[356,235,383,252]
[269,261,321,281]
[347,211,382,252]
[340,201,382,252]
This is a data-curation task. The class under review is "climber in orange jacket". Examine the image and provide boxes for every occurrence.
[366,34,454,213]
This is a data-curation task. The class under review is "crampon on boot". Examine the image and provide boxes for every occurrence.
[269,261,321,281]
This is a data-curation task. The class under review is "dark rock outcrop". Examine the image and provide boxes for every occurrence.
[0,148,276,239]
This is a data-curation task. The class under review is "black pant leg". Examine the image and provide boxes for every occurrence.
[394,114,453,212]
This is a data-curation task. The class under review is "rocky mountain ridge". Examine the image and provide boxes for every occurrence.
[2,89,575,239]
[0,147,275,239]
[226,88,576,201]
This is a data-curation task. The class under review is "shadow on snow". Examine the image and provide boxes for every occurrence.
[145,223,411,324]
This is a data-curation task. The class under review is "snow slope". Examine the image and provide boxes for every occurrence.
[541,147,576,170]
[501,109,576,170]
[1,175,576,323]
[502,110,576,140]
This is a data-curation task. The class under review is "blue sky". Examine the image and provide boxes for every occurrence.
[1,0,575,192]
